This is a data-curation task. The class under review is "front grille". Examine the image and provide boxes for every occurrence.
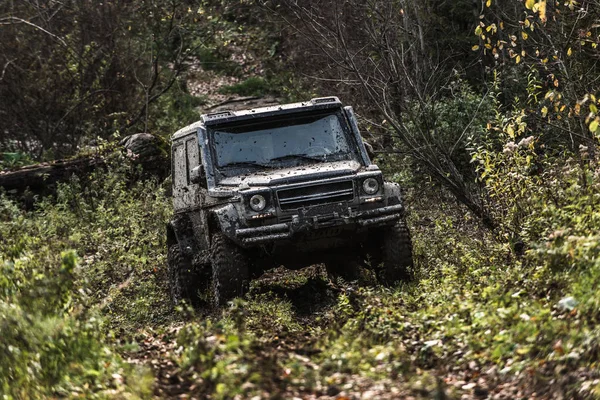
[277,180,354,210]
[279,215,294,223]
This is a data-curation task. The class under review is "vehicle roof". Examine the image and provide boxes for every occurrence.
[172,96,343,141]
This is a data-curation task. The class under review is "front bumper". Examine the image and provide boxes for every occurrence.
[235,204,403,245]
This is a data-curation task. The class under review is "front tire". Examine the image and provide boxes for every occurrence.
[379,217,415,285]
[167,244,201,305]
[211,233,249,306]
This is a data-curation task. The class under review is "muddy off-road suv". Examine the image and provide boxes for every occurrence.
[167,97,413,305]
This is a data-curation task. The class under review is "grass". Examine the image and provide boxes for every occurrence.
[0,155,171,397]
[1,146,599,398]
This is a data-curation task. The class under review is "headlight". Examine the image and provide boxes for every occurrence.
[362,178,380,195]
[249,194,267,211]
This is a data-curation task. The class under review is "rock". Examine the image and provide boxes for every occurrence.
[557,296,578,311]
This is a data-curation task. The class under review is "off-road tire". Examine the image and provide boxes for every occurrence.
[211,233,249,307]
[325,259,361,282]
[167,244,201,305]
[379,217,414,285]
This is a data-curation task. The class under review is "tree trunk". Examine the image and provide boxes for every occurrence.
[0,133,169,203]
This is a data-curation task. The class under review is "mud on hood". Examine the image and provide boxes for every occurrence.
[218,160,362,187]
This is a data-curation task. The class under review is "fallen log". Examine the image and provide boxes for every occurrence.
[0,156,103,195]
[0,133,169,201]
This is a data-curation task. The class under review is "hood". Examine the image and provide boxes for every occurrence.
[219,160,362,187]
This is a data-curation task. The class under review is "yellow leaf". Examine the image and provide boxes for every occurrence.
[516,55,521,64]
[522,31,529,40]
[475,26,483,36]
[539,0,547,22]
[472,45,480,51]
[487,0,492,6]
[541,106,548,117]
[567,48,573,56]
[507,125,515,138]
[590,120,599,133]
[525,0,535,9]
[590,104,598,114]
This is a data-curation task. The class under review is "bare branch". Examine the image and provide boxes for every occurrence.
[0,58,15,82]
[0,16,67,47]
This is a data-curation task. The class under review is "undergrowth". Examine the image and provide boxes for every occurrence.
[1,104,599,399]
[0,153,171,397]
[168,149,600,399]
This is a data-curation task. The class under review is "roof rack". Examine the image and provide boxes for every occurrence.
[311,97,339,104]
[205,110,235,120]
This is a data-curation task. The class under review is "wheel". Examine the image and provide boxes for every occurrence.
[211,233,249,306]
[325,259,361,281]
[167,244,201,305]
[379,217,415,285]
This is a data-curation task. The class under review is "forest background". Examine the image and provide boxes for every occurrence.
[0,0,599,398]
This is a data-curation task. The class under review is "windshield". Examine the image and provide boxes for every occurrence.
[209,110,360,176]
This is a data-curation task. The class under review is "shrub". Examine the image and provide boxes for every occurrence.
[0,252,152,398]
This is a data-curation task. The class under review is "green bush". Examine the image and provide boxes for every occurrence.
[0,251,152,398]
[0,153,171,397]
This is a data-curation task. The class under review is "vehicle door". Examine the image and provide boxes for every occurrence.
[172,133,205,211]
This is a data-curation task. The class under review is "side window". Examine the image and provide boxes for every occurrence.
[173,142,187,189]
[186,138,200,185]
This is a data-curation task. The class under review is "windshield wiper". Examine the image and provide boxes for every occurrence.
[221,161,271,168]
[268,154,325,164]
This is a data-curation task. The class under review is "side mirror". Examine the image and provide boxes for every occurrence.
[190,165,206,185]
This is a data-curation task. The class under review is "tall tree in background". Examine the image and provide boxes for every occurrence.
[270,0,600,229]
[272,0,497,227]
[475,0,600,154]
[0,0,197,159]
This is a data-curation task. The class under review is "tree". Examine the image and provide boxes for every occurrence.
[475,0,600,155]
[269,0,497,228]
[0,0,198,159]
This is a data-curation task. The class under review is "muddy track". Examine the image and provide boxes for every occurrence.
[127,266,336,399]
[124,263,589,400]
[129,266,419,399]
